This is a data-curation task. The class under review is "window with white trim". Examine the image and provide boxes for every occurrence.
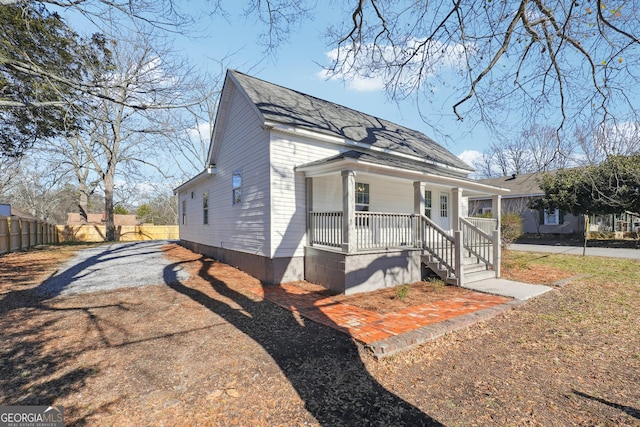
[181,199,186,225]
[425,190,432,218]
[544,208,559,225]
[232,169,242,205]
[355,182,370,211]
[203,192,209,225]
[440,192,449,218]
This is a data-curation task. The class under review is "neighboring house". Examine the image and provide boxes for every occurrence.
[472,171,640,237]
[589,211,640,235]
[175,70,508,294]
[0,204,39,220]
[66,212,139,226]
[470,172,583,234]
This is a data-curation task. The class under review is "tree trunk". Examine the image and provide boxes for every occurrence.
[78,182,89,222]
[104,172,116,241]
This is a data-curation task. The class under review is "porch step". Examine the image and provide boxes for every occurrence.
[462,261,489,274]
[464,270,497,284]
[425,260,453,283]
[422,253,495,286]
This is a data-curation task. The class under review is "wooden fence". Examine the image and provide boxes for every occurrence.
[0,215,59,255]
[56,224,179,242]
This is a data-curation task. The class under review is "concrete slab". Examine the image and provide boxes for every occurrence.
[462,278,553,300]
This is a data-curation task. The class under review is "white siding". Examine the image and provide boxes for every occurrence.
[312,175,342,211]
[269,134,341,258]
[177,176,216,244]
[178,84,271,256]
[312,175,459,215]
[359,173,414,213]
[310,175,458,231]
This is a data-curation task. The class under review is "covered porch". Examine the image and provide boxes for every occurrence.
[297,152,508,294]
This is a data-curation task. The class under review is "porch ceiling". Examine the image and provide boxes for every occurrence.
[296,150,510,197]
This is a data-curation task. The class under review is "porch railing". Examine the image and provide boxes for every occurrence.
[460,217,494,266]
[464,216,498,234]
[308,211,343,248]
[420,214,456,278]
[355,212,419,250]
[308,211,421,250]
[307,211,500,284]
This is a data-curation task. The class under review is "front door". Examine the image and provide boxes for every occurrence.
[436,191,451,232]
[425,189,451,233]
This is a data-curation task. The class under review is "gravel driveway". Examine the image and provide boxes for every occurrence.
[36,240,190,298]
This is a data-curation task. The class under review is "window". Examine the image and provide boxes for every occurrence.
[544,208,559,225]
[232,169,242,205]
[182,199,187,225]
[203,192,209,225]
[424,190,432,218]
[440,192,449,218]
[355,182,370,211]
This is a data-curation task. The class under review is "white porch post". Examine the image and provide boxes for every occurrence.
[342,170,356,253]
[306,177,313,246]
[413,182,425,214]
[413,182,425,248]
[454,230,464,287]
[452,188,464,285]
[452,187,463,231]
[492,194,502,277]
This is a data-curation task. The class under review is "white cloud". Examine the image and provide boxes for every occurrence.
[317,38,472,92]
[458,150,483,168]
[316,49,385,92]
[187,122,213,144]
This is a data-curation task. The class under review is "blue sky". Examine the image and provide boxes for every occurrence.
[59,1,491,172]
[175,2,489,167]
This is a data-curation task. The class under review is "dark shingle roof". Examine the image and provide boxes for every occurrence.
[231,70,473,172]
[477,172,545,196]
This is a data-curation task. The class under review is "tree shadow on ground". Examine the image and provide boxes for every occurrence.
[573,390,640,420]
[163,255,443,426]
[0,241,171,315]
[0,301,112,419]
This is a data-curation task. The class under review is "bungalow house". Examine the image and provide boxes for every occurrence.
[472,171,640,238]
[175,70,509,294]
[470,172,582,235]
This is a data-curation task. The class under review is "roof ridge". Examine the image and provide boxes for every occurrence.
[228,69,473,172]
[230,69,413,133]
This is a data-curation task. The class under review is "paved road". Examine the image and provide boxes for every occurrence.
[510,243,640,260]
[36,240,189,298]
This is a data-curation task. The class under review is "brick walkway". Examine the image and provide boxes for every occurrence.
[248,284,517,357]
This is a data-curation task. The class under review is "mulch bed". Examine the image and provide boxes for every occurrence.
[1,243,638,426]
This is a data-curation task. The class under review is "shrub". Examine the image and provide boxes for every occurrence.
[501,212,523,249]
[395,283,411,301]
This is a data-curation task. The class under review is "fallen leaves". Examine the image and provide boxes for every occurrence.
[1,244,638,426]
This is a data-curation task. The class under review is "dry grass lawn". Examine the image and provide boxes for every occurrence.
[1,244,639,426]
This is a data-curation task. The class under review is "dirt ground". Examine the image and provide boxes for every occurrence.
[1,243,639,426]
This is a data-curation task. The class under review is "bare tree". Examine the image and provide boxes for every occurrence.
[0,157,21,199]
[314,1,640,150]
[475,124,577,177]
[71,33,204,240]
[521,124,574,171]
[134,183,178,225]
[576,121,640,165]
[3,157,73,222]
[160,69,227,181]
